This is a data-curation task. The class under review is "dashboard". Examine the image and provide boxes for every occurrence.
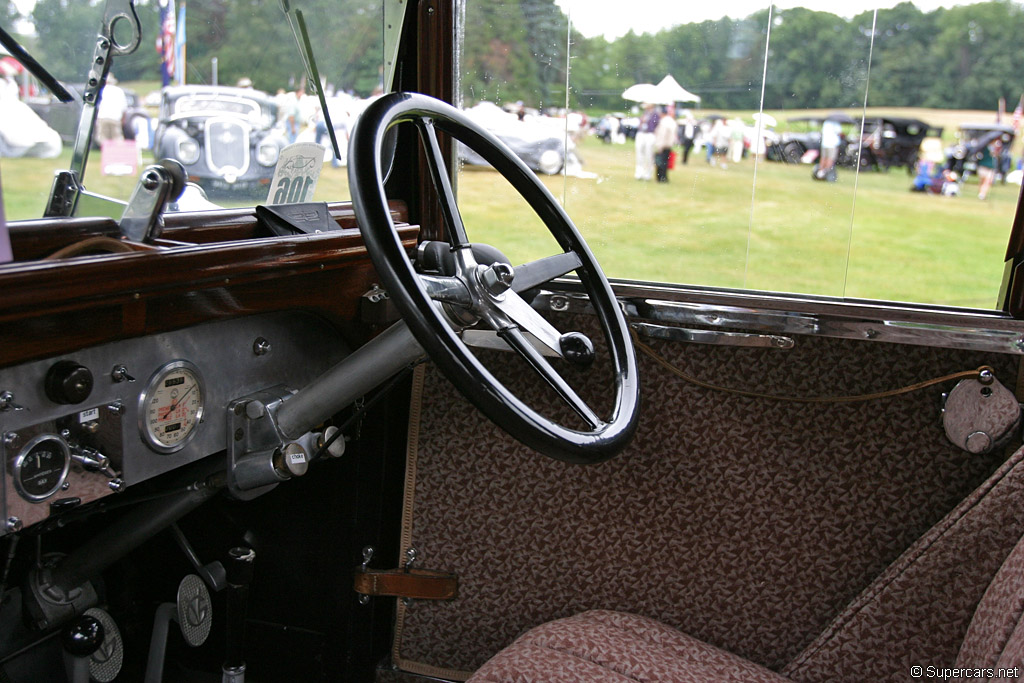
[0,311,350,536]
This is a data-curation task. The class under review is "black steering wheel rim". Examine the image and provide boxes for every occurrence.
[349,92,639,464]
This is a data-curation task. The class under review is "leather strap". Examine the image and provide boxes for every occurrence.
[354,568,457,600]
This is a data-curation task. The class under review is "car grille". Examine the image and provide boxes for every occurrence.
[204,118,250,178]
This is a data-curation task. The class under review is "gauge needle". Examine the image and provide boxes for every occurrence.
[160,385,195,420]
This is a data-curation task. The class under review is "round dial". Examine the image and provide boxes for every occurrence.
[14,435,70,501]
[140,361,204,453]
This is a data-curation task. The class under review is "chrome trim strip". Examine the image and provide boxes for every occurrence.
[534,289,1024,356]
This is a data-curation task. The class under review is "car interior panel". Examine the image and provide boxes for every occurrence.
[3,0,1024,682]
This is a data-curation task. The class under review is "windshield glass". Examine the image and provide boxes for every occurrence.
[1,0,384,216]
[455,0,1022,310]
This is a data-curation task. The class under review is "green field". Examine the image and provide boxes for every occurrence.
[3,113,1017,309]
[458,135,1017,308]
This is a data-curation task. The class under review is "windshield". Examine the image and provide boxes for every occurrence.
[454,0,1022,310]
[1,0,384,214]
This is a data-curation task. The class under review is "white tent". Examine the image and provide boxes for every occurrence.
[655,75,700,103]
[622,83,673,105]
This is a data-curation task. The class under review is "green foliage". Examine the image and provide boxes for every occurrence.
[20,0,1024,113]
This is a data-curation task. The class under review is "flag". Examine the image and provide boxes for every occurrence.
[156,0,175,87]
[175,2,187,87]
[1013,95,1023,133]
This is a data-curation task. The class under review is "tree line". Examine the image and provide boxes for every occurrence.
[16,0,1024,113]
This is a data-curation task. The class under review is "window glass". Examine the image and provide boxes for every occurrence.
[2,0,383,218]
[458,0,1021,309]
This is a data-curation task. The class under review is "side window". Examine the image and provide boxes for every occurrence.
[457,1,1021,309]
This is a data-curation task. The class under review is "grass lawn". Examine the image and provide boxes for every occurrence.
[3,124,1015,309]
[458,135,1017,308]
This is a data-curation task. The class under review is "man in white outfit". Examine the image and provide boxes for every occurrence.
[634,103,659,181]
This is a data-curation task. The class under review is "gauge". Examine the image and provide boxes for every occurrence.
[139,360,204,454]
[14,434,70,501]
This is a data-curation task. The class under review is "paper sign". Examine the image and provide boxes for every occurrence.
[267,142,326,205]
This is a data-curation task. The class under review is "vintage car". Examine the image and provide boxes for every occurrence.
[848,116,934,173]
[766,113,856,164]
[26,84,150,147]
[459,102,577,175]
[4,1,1024,682]
[152,86,287,199]
[947,122,1017,181]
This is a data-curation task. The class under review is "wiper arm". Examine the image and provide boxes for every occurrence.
[0,25,72,102]
[280,0,342,160]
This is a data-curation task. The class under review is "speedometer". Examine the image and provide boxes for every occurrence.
[139,360,204,454]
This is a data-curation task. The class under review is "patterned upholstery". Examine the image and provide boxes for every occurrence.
[467,610,789,683]
[455,447,1024,683]
[782,446,1024,682]
[957,534,1024,679]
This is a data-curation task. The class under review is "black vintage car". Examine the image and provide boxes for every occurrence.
[847,116,934,173]
[947,122,1016,180]
[6,1,1024,682]
[152,86,287,199]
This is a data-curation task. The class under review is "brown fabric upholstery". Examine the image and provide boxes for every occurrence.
[395,311,1015,673]
[467,610,789,683]
[781,446,1024,683]
[957,533,1024,680]
[466,448,1024,683]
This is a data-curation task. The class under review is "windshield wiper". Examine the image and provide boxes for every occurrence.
[0,25,72,102]
[280,0,342,160]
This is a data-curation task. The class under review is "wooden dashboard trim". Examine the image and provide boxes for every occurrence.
[0,201,417,368]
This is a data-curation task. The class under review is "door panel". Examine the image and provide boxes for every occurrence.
[392,302,1019,677]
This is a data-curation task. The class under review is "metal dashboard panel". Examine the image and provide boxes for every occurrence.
[0,311,349,531]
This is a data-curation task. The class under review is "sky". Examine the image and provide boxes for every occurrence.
[554,0,982,39]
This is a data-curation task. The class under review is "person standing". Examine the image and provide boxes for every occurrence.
[818,116,842,181]
[679,114,696,164]
[654,105,677,183]
[977,140,999,200]
[634,103,659,181]
[96,75,128,144]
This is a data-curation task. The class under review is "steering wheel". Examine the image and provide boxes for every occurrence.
[348,92,639,465]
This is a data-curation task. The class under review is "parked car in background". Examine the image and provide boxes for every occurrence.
[152,85,287,199]
[459,101,578,175]
[947,122,1016,181]
[847,116,933,173]
[26,84,149,146]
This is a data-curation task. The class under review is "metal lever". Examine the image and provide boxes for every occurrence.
[120,161,186,242]
[69,444,119,480]
[70,0,141,183]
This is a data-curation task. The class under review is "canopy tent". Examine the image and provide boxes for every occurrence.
[655,75,700,103]
[622,83,672,105]
[622,75,701,105]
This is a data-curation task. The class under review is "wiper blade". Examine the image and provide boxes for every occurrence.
[280,0,342,160]
[0,25,72,102]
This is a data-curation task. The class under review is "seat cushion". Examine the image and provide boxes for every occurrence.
[467,610,790,682]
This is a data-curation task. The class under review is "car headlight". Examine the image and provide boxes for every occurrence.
[177,137,200,165]
[257,142,279,167]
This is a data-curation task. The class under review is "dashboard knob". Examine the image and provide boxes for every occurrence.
[274,443,309,478]
[45,361,94,405]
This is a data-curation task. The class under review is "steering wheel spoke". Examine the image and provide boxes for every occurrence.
[488,289,564,357]
[418,118,470,247]
[498,326,604,430]
[512,251,583,293]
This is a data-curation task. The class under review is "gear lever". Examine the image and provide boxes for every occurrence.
[62,614,103,683]
[222,546,255,683]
